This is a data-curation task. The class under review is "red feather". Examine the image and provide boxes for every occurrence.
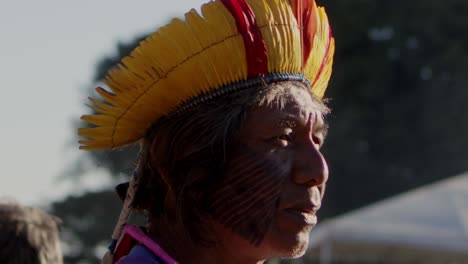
[289,0,318,68]
[221,0,268,77]
[311,28,333,87]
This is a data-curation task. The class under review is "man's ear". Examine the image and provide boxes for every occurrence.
[157,167,178,210]
[115,182,129,202]
[157,167,170,186]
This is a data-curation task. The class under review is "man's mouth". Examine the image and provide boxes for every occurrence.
[282,207,318,226]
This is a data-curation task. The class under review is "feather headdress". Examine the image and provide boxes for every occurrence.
[79,0,334,150]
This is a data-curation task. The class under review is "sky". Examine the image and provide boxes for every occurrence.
[0,0,207,206]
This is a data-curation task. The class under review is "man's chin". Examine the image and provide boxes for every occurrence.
[273,245,308,260]
[287,239,309,258]
[269,231,310,259]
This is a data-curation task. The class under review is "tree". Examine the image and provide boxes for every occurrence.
[319,0,468,215]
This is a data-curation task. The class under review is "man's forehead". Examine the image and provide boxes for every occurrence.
[245,84,328,129]
[250,98,324,128]
[272,91,322,119]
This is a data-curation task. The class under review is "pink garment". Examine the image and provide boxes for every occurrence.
[113,226,178,264]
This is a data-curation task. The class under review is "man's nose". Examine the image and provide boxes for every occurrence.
[290,140,329,187]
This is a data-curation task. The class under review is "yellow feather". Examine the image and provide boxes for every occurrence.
[79,139,114,150]
[78,127,113,139]
[86,97,122,116]
[314,38,335,98]
[81,115,116,127]
[306,7,334,98]
[247,0,301,74]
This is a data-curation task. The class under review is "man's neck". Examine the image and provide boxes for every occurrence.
[147,217,266,264]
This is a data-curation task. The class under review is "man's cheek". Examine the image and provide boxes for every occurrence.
[208,146,290,246]
[319,184,326,200]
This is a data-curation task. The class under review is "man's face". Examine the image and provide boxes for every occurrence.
[210,86,329,259]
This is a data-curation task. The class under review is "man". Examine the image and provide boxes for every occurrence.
[0,200,63,264]
[79,0,335,263]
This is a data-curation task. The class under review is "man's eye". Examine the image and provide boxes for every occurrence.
[313,134,324,147]
[275,134,294,144]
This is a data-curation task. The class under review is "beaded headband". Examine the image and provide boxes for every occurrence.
[78,0,334,150]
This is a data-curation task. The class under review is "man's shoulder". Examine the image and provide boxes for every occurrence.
[116,245,162,264]
[116,255,162,264]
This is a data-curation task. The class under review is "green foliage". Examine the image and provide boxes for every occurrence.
[52,191,120,263]
[54,1,468,262]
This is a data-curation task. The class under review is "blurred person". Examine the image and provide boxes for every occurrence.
[78,0,335,263]
[0,200,63,264]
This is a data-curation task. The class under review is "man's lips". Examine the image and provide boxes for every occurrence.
[280,200,321,214]
[282,208,318,226]
[285,206,319,215]
[280,202,321,226]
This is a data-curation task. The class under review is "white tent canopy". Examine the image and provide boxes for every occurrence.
[307,172,468,263]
